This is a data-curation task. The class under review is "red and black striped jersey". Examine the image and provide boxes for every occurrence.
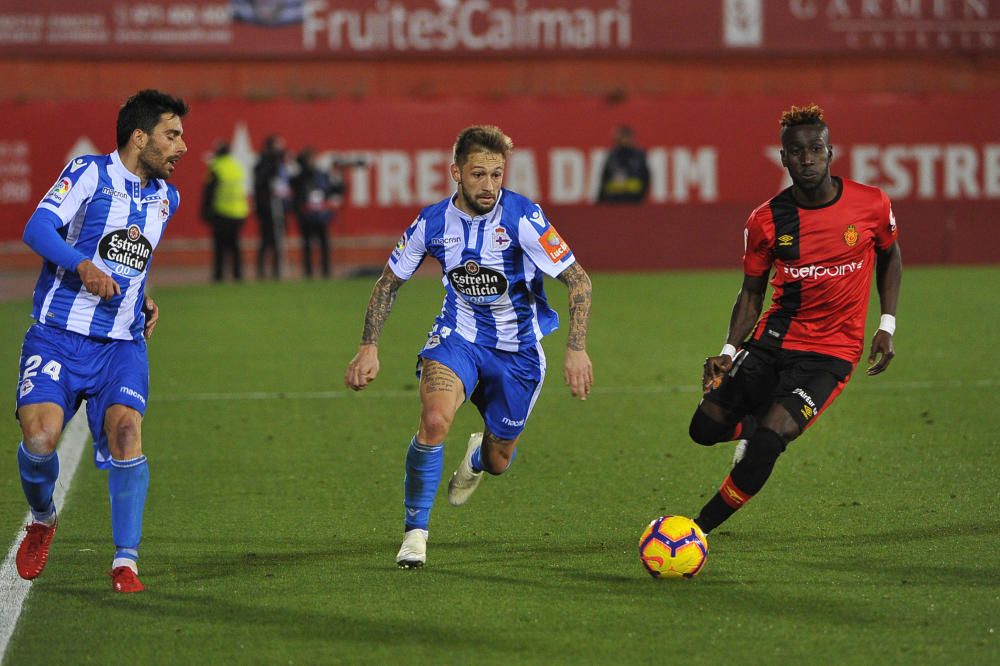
[743,177,898,363]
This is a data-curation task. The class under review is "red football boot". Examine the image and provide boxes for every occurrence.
[15,521,57,580]
[109,566,145,593]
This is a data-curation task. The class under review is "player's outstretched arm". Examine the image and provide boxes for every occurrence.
[344,264,406,391]
[703,273,766,393]
[557,262,593,400]
[867,241,902,376]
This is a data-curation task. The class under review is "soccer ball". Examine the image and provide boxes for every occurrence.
[638,515,709,579]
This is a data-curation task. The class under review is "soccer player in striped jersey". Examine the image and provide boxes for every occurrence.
[689,104,902,535]
[344,125,594,568]
[13,90,188,592]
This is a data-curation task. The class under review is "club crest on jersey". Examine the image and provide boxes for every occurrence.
[843,224,859,246]
[45,178,72,204]
[19,378,34,398]
[538,226,570,263]
[98,224,152,278]
[159,198,170,221]
[492,226,511,251]
[447,260,509,305]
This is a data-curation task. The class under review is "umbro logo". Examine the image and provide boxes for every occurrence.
[69,158,87,173]
[406,508,419,517]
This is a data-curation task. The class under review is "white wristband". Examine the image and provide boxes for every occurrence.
[878,314,896,335]
[720,343,738,359]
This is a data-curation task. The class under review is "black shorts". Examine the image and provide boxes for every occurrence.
[703,341,855,431]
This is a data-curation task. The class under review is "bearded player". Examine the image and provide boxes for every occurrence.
[345,125,593,568]
[13,90,188,592]
[687,104,902,534]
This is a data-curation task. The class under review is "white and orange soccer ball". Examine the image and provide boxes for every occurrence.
[638,515,709,579]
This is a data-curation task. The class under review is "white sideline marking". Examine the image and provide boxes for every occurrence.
[0,407,89,660]
[154,377,997,403]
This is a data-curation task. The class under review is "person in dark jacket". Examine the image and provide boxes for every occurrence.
[597,125,650,204]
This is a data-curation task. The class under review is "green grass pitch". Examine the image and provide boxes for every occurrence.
[1,266,997,665]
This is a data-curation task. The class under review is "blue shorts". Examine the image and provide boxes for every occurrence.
[15,323,149,468]
[417,327,546,441]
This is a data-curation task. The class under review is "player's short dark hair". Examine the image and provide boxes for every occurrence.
[453,126,513,167]
[779,104,827,135]
[116,89,189,149]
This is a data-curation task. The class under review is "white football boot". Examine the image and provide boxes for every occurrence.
[448,432,484,506]
[732,439,748,465]
[396,529,428,569]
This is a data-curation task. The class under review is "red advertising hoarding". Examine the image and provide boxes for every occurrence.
[2,0,997,58]
[2,93,997,270]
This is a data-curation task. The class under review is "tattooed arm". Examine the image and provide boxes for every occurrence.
[344,264,406,391]
[556,262,594,400]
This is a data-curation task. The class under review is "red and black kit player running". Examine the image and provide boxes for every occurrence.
[689,104,902,534]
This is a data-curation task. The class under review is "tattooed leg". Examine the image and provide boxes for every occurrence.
[417,360,466,444]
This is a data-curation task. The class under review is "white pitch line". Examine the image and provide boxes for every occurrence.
[0,407,89,660]
[153,377,998,403]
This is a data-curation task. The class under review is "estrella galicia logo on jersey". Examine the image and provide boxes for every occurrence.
[98,225,152,277]
[777,234,794,247]
[843,224,859,246]
[45,178,72,204]
[447,261,509,305]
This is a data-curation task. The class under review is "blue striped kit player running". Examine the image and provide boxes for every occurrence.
[344,125,594,568]
[13,90,188,593]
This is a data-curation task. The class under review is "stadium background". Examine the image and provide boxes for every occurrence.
[2,3,999,664]
[2,0,998,285]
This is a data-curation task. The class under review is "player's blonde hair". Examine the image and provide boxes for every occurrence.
[780,104,826,130]
[453,126,514,167]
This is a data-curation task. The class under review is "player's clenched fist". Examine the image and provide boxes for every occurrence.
[702,354,733,394]
[345,344,380,391]
[77,259,121,301]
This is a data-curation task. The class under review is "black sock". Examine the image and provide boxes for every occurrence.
[694,428,786,533]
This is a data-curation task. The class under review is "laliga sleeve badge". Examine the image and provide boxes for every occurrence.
[391,233,407,259]
[45,178,73,204]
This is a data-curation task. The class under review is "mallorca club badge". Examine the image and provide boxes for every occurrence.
[843,224,859,247]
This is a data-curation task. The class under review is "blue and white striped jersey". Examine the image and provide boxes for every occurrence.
[30,151,179,341]
[389,189,575,352]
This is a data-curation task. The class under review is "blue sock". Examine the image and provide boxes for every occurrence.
[470,444,517,475]
[403,437,444,531]
[18,441,59,521]
[109,456,149,551]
